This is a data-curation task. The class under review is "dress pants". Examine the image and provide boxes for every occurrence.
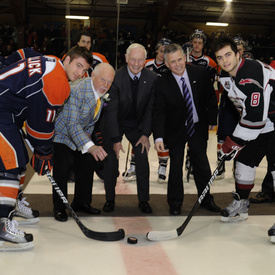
[52,142,100,210]
[167,123,213,208]
[104,125,150,202]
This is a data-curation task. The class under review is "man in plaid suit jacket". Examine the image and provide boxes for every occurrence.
[52,63,115,222]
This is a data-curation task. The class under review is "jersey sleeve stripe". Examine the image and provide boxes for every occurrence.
[26,123,54,140]
[17,49,26,60]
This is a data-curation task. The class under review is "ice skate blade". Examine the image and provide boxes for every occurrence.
[220,213,248,222]
[14,217,40,225]
[0,240,34,252]
[270,236,275,244]
[157,178,166,184]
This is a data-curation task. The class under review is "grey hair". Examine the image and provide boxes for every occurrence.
[93,62,115,76]
[126,43,147,60]
[164,43,185,61]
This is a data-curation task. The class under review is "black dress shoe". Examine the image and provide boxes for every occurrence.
[250,191,274,204]
[71,201,101,215]
[102,201,115,212]
[169,207,181,216]
[201,199,221,213]
[53,209,68,222]
[139,201,152,214]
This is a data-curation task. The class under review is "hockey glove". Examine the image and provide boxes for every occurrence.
[219,136,245,161]
[30,145,54,176]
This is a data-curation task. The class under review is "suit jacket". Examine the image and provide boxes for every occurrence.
[54,77,103,151]
[104,65,158,140]
[152,64,218,148]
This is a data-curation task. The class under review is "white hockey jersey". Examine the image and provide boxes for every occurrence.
[218,58,275,142]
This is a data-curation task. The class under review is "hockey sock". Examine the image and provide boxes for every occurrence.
[0,205,14,218]
[235,187,251,200]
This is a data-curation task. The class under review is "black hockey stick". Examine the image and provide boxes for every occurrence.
[23,132,125,241]
[146,158,225,241]
[46,172,125,241]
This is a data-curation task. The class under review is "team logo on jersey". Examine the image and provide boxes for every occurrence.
[239,78,263,89]
[224,81,231,89]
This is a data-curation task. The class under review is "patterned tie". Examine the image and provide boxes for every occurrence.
[94,98,101,119]
[181,77,195,137]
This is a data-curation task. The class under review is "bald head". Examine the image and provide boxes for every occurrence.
[92,63,115,97]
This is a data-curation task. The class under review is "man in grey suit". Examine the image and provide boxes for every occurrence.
[52,63,115,222]
[152,43,220,215]
[102,43,158,214]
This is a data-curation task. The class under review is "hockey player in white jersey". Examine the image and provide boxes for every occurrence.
[213,37,275,242]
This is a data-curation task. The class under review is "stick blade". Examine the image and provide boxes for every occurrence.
[146,229,178,241]
[84,228,125,242]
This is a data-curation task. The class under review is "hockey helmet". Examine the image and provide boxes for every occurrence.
[155,38,172,50]
[189,29,207,44]
[234,37,245,46]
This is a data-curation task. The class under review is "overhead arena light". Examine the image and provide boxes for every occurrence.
[206,22,229,27]
[65,15,90,20]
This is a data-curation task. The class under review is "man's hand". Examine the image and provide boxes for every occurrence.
[154,141,165,152]
[135,135,150,154]
[30,145,54,176]
[113,142,124,159]
[88,145,108,161]
[219,136,245,161]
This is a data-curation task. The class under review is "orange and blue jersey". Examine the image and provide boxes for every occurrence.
[0,55,70,171]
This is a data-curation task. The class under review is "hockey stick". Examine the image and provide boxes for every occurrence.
[146,158,225,241]
[23,132,125,241]
[122,141,131,177]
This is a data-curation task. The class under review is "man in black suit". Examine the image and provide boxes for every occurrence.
[102,43,158,214]
[152,43,220,215]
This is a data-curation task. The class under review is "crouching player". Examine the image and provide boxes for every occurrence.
[0,46,93,251]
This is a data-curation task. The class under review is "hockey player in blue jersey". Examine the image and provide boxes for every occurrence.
[0,46,93,251]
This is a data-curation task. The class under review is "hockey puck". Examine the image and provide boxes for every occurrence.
[127,236,138,244]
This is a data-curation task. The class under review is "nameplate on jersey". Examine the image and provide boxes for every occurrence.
[27,56,42,77]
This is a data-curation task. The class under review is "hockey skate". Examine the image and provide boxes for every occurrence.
[157,163,167,183]
[14,197,40,225]
[268,223,275,243]
[0,211,34,252]
[122,161,136,181]
[221,192,250,222]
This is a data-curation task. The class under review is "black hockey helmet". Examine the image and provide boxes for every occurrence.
[155,38,173,50]
[189,29,207,45]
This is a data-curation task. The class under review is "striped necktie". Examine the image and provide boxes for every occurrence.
[94,98,101,119]
[181,77,195,137]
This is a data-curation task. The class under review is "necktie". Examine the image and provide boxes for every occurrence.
[94,98,101,119]
[133,76,138,84]
[181,77,195,137]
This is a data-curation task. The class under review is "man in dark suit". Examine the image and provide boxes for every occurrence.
[102,43,158,214]
[152,43,220,215]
